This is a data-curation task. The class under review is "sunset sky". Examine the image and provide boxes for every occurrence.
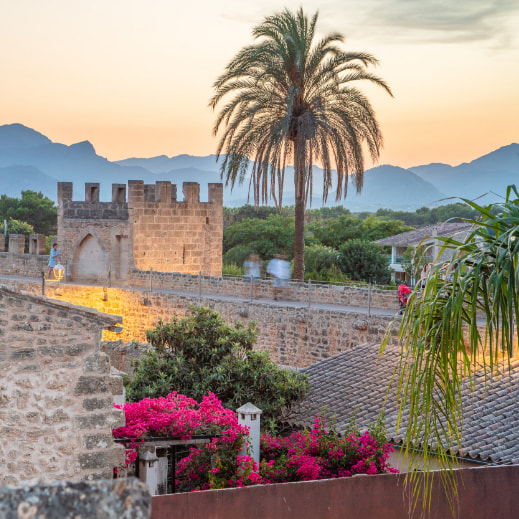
[1,0,518,168]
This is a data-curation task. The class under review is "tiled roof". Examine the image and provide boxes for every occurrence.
[285,342,519,464]
[375,221,473,247]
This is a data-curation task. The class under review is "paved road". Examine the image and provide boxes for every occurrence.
[0,274,399,318]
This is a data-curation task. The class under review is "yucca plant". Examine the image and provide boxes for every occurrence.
[210,8,392,280]
[382,185,519,513]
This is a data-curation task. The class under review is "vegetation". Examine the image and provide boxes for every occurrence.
[338,240,391,284]
[211,8,391,280]
[5,219,34,236]
[125,306,309,423]
[114,397,397,493]
[374,203,479,227]
[222,202,475,284]
[0,190,57,236]
[382,185,519,510]
[308,214,411,250]
[223,214,294,266]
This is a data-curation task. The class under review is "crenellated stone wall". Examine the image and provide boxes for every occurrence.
[57,180,223,283]
[0,286,125,485]
[128,181,223,276]
[0,251,48,277]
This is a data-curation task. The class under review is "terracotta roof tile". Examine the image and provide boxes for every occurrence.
[375,222,473,247]
[286,342,519,464]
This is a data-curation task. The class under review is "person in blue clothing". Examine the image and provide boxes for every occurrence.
[47,243,61,278]
[244,253,261,298]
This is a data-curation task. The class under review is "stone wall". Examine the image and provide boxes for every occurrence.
[0,251,48,278]
[129,270,399,310]
[3,280,399,369]
[128,181,223,277]
[56,180,223,282]
[0,478,151,519]
[58,182,130,283]
[0,286,125,485]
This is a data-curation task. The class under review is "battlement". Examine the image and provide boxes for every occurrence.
[127,180,223,205]
[56,180,223,282]
[58,181,223,207]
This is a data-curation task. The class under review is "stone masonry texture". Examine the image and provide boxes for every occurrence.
[57,180,223,283]
[0,478,151,519]
[0,286,125,486]
[2,280,400,370]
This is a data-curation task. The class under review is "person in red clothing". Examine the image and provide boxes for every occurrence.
[398,284,412,309]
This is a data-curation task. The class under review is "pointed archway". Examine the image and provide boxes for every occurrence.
[71,232,109,282]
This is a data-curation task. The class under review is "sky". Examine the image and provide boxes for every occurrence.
[1,0,518,168]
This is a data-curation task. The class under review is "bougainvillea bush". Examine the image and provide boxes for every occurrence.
[113,392,397,492]
[113,391,249,486]
[258,415,398,484]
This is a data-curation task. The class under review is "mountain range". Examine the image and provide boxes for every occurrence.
[0,123,517,211]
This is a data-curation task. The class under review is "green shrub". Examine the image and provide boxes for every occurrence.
[338,239,391,284]
[223,245,252,268]
[222,262,244,277]
[304,244,339,274]
[126,306,309,423]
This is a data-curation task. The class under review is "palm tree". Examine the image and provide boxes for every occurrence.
[382,185,519,511]
[210,8,392,280]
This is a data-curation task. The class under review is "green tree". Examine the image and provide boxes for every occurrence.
[223,204,292,225]
[223,214,295,261]
[381,185,519,509]
[309,214,410,249]
[3,219,34,252]
[338,239,391,284]
[126,306,309,422]
[5,219,34,235]
[0,191,57,236]
[211,8,391,281]
[309,215,364,249]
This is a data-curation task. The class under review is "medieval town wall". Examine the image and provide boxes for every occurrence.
[3,279,399,370]
[128,181,223,277]
[57,182,130,283]
[56,180,223,282]
[129,270,398,310]
[0,286,125,485]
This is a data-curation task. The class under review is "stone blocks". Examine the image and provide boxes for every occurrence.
[0,478,151,519]
[0,287,125,485]
[57,180,223,283]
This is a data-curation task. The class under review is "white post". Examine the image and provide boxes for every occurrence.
[138,450,159,495]
[237,403,262,466]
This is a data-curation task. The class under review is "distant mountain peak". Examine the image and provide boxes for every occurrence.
[0,123,51,149]
[69,140,96,154]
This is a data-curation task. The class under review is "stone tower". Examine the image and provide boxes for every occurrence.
[57,181,223,282]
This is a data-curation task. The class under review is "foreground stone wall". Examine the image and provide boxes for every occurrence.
[0,286,125,485]
[0,478,151,519]
[4,280,399,369]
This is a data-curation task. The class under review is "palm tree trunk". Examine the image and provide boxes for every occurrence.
[293,140,305,281]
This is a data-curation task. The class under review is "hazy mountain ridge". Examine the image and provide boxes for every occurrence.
[0,124,517,210]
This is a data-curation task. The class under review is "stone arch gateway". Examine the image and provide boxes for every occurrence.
[72,232,109,282]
